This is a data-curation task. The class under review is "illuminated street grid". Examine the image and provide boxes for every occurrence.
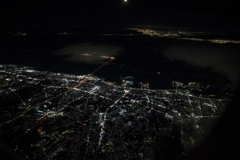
[0,64,229,159]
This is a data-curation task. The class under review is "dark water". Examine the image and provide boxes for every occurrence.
[0,27,231,92]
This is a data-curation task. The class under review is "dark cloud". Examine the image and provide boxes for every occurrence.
[55,43,122,64]
[162,44,240,87]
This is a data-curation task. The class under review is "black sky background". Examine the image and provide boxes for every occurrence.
[2,0,240,29]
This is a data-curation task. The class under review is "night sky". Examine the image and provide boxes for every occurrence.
[2,0,240,29]
[1,0,240,92]
[1,1,240,159]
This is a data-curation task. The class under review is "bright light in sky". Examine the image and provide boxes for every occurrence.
[124,0,127,2]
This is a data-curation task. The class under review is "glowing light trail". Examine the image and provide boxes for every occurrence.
[90,57,115,76]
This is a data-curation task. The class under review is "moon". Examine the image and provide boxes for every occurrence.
[124,0,127,2]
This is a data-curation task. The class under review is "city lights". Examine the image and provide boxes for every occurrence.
[0,64,229,159]
[1,0,238,158]
[128,28,240,44]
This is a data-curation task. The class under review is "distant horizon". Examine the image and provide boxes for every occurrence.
[2,24,240,31]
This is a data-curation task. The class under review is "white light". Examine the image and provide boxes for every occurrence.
[124,0,127,2]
